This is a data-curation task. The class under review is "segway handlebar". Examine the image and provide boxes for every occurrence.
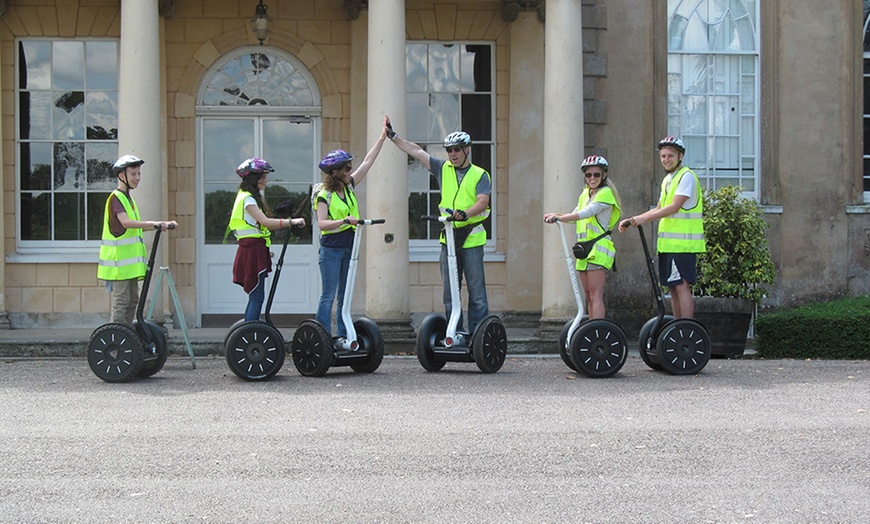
[357,218,386,225]
[421,208,462,222]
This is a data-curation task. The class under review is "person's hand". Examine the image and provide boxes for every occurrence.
[618,219,631,233]
[385,115,397,140]
[291,218,306,228]
[543,213,558,223]
[159,221,177,231]
[452,209,468,221]
[343,216,359,226]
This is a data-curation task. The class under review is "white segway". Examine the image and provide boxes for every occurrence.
[546,217,627,377]
[415,212,508,373]
[88,224,174,382]
[630,223,711,374]
[290,219,386,377]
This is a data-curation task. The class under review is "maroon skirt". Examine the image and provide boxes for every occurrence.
[233,237,272,294]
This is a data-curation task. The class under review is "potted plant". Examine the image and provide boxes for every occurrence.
[692,185,776,357]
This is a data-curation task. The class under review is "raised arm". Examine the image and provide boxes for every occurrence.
[349,116,389,186]
[385,115,431,171]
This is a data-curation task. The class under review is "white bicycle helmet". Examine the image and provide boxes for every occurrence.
[443,131,471,148]
[581,155,609,172]
[657,136,686,154]
[112,154,144,174]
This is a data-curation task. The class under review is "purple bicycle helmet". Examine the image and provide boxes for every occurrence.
[318,149,355,173]
[236,157,275,178]
[657,136,686,154]
[581,155,609,172]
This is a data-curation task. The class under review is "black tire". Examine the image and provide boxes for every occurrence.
[558,321,578,371]
[416,314,447,371]
[223,318,249,348]
[567,319,628,378]
[472,316,508,373]
[638,315,672,371]
[291,320,334,377]
[349,317,384,373]
[136,320,168,378]
[87,323,145,383]
[656,318,711,375]
[224,321,286,381]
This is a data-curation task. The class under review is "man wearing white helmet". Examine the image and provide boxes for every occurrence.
[97,154,177,325]
[386,116,492,334]
[618,136,706,318]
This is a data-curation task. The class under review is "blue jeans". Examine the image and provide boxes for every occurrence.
[440,244,489,334]
[317,246,351,337]
[244,272,267,322]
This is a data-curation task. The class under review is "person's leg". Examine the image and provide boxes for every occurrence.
[316,247,343,334]
[462,246,489,334]
[111,279,137,325]
[334,248,352,338]
[583,268,608,319]
[244,272,266,322]
[670,280,694,318]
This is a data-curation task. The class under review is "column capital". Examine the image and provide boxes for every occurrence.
[343,0,368,21]
[502,0,545,23]
[159,0,175,17]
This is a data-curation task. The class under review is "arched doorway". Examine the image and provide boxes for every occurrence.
[195,47,321,326]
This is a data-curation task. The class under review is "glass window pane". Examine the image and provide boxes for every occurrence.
[461,94,492,141]
[52,41,85,90]
[19,41,51,90]
[53,142,85,190]
[86,91,118,139]
[86,41,118,89]
[86,142,117,190]
[461,45,491,92]
[20,192,51,240]
[428,93,460,142]
[21,91,52,140]
[53,91,85,139]
[684,55,709,93]
[203,183,239,244]
[203,118,255,184]
[406,93,429,141]
[470,144,491,174]
[429,44,460,92]
[712,96,739,134]
[407,44,428,92]
[87,191,110,241]
[55,193,85,240]
[20,142,52,191]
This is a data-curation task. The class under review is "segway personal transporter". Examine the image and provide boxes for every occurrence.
[546,217,627,377]
[415,212,508,373]
[223,196,309,381]
[290,218,387,377]
[88,224,175,382]
[629,223,711,374]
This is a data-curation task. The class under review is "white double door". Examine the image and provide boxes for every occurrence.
[196,115,320,324]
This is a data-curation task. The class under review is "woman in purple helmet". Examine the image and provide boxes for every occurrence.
[231,157,306,322]
[314,117,389,339]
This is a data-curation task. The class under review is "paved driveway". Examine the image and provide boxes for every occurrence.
[1,356,868,523]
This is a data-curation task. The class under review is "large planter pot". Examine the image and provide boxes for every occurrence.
[663,297,754,357]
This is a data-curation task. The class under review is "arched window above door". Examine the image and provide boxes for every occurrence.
[197,47,320,110]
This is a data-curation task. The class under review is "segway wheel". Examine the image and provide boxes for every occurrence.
[472,316,508,373]
[416,314,447,371]
[567,319,628,378]
[558,321,578,371]
[223,318,249,348]
[87,323,145,383]
[135,321,168,378]
[349,317,385,373]
[637,316,672,371]
[291,320,334,377]
[225,322,286,381]
[656,318,711,375]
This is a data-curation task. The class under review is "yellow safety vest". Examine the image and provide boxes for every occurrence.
[315,184,359,236]
[97,190,147,281]
[438,162,490,248]
[657,166,706,253]
[575,186,620,271]
[230,190,271,247]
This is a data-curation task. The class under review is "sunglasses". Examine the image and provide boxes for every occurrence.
[584,172,603,179]
[342,164,353,173]
[445,146,465,153]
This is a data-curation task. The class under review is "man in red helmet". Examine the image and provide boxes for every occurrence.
[619,136,706,318]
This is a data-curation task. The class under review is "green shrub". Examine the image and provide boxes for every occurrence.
[755,296,870,359]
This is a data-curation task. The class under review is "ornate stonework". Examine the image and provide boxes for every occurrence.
[159,0,175,17]
[502,0,545,22]
[343,0,368,21]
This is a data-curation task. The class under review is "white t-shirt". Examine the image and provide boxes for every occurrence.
[663,169,699,209]
[243,195,259,226]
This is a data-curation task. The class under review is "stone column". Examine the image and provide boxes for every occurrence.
[540,0,584,335]
[363,0,415,346]
[118,0,165,320]
[506,11,545,324]
[0,18,8,329]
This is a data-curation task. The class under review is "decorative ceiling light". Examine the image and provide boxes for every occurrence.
[251,0,272,46]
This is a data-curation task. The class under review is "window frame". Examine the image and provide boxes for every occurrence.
[404,41,498,261]
[13,37,120,261]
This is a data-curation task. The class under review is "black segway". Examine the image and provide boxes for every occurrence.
[88,224,175,382]
[629,223,711,374]
[290,218,386,377]
[546,217,627,377]
[415,212,508,373]
[223,195,310,381]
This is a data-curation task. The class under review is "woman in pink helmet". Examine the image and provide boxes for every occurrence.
[230,157,305,321]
